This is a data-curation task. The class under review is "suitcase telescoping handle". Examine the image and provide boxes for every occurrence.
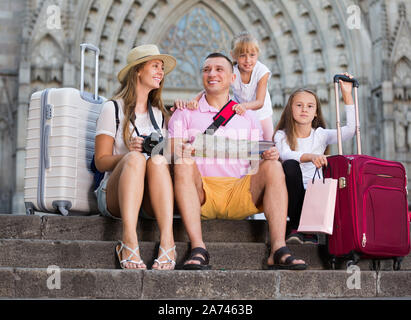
[80,43,100,102]
[333,74,361,155]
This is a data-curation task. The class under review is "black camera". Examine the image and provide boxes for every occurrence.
[141,132,163,155]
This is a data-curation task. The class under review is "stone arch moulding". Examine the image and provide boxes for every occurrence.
[126,0,250,103]
[137,0,287,102]
[146,0,244,45]
[152,0,245,91]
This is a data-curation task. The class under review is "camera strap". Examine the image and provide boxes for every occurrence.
[204,99,237,135]
[129,101,163,138]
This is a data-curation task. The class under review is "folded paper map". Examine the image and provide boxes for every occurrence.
[191,133,275,160]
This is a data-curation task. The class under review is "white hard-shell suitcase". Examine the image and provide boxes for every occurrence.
[24,44,105,215]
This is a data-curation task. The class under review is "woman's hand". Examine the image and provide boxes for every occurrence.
[339,72,354,105]
[310,154,328,168]
[129,136,144,153]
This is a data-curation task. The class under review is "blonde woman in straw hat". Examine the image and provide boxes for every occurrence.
[94,44,177,270]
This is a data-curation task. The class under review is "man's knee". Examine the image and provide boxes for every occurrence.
[260,160,285,181]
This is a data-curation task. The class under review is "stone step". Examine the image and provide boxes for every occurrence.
[1,239,410,271]
[2,267,410,299]
[0,214,268,243]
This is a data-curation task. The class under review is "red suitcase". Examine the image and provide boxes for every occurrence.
[325,75,410,270]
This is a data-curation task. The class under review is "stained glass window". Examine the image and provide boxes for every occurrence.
[159,5,232,89]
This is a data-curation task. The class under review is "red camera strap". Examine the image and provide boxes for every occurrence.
[204,100,238,134]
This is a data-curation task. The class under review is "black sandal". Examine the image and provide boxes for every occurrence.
[268,246,307,270]
[182,247,211,270]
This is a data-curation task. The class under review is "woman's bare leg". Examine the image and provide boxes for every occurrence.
[145,155,175,270]
[106,151,147,269]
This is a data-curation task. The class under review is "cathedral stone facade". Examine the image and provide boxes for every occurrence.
[1,0,410,214]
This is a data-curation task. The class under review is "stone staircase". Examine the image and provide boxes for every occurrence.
[1,214,410,299]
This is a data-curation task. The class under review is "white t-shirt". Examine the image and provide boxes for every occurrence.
[95,99,164,180]
[232,60,273,120]
[274,104,356,189]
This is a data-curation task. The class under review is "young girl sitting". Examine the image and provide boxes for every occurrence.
[174,31,274,141]
[274,73,356,244]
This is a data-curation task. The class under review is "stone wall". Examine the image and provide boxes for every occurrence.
[0,0,24,213]
[0,0,410,213]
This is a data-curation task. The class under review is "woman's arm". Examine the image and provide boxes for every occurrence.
[94,135,123,172]
[94,134,144,172]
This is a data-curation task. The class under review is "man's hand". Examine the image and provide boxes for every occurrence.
[173,139,196,164]
[261,147,279,161]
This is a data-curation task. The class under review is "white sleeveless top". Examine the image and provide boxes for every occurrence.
[95,98,164,180]
[232,60,273,120]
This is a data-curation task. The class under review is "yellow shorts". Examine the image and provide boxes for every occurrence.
[200,175,263,220]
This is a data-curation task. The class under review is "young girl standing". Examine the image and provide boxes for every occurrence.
[230,31,274,141]
[274,73,356,244]
[174,31,274,141]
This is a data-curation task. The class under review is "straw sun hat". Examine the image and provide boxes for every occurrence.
[117,44,177,83]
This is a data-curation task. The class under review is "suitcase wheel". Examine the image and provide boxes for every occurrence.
[329,256,337,270]
[371,260,381,271]
[346,251,361,268]
[393,257,403,271]
[26,207,35,216]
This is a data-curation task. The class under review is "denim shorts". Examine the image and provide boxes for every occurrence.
[95,179,121,220]
[95,178,154,220]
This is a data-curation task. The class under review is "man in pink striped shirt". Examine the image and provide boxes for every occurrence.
[168,53,307,271]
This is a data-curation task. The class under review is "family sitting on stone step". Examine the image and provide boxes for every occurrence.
[93,32,356,271]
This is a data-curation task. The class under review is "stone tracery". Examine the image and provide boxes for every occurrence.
[1,0,409,213]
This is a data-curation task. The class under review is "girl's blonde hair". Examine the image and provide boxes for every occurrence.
[275,88,328,152]
[112,62,168,150]
[231,31,260,62]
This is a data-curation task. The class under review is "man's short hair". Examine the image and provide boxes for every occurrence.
[204,52,234,71]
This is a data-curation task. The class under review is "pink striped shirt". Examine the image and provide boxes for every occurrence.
[168,95,262,178]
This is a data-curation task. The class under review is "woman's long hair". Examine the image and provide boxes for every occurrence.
[112,62,168,150]
[275,88,327,152]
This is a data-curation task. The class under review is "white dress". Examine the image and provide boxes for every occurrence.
[274,104,356,189]
[232,60,273,120]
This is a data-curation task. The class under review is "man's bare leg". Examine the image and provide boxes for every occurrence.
[250,159,306,266]
[174,158,207,266]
